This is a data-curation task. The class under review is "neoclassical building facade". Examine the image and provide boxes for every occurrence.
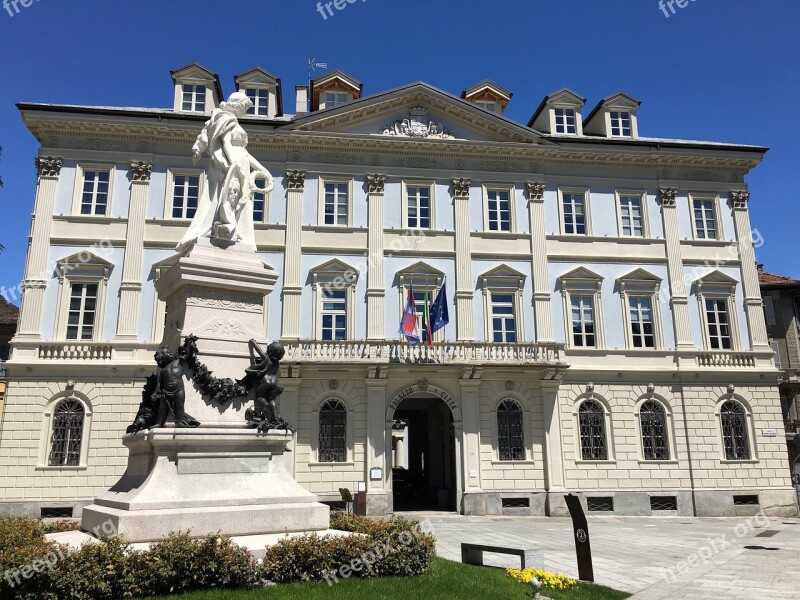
[0,64,795,519]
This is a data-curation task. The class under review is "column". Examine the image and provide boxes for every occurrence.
[452,178,475,340]
[659,188,694,350]
[16,157,63,340]
[114,162,152,341]
[279,374,302,477]
[365,370,389,515]
[731,191,770,349]
[460,378,482,491]
[541,380,568,516]
[366,175,386,340]
[281,170,305,340]
[526,181,553,342]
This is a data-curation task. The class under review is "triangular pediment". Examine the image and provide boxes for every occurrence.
[617,268,662,284]
[695,270,738,292]
[558,267,603,282]
[234,67,279,87]
[288,83,544,144]
[310,258,360,278]
[56,251,114,278]
[397,261,445,279]
[171,63,217,83]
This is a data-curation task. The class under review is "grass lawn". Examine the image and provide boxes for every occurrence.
[151,557,630,600]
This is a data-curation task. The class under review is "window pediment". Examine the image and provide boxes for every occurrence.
[695,270,738,294]
[56,251,113,280]
[310,259,360,287]
[479,264,526,289]
[558,267,603,291]
[397,262,445,288]
[617,268,662,293]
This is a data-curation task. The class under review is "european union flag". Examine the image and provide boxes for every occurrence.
[429,283,449,334]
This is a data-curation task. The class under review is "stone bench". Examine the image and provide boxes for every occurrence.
[461,543,543,570]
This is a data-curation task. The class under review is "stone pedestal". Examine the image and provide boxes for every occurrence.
[81,428,329,541]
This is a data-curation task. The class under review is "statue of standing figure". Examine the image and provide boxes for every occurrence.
[243,339,293,435]
[176,92,274,253]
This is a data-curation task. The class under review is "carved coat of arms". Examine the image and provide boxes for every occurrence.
[381,106,454,139]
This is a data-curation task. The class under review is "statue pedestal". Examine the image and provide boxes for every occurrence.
[81,428,329,541]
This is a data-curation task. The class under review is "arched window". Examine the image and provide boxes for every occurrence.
[720,400,750,460]
[579,400,607,460]
[48,399,85,466]
[319,400,347,463]
[497,400,524,461]
[640,400,669,460]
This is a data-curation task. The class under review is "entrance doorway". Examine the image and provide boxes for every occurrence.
[391,396,457,511]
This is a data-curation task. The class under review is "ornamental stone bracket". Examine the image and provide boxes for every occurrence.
[367,365,388,379]
[460,366,484,380]
[367,174,387,194]
[658,187,678,208]
[526,181,545,202]
[279,365,302,379]
[286,169,307,190]
[730,190,751,210]
[130,161,153,182]
[35,156,63,178]
[543,366,569,381]
[452,178,472,199]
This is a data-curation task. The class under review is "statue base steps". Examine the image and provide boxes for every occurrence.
[80,427,330,542]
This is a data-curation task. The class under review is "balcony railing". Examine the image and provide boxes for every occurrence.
[283,340,565,365]
[38,344,113,361]
[695,352,757,368]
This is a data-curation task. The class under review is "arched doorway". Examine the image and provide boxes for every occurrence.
[390,394,458,512]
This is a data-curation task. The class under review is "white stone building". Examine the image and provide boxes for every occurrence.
[0,64,796,519]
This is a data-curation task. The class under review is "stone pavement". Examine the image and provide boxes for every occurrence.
[400,513,800,599]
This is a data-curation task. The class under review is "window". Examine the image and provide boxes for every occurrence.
[486,189,512,232]
[475,101,497,112]
[640,400,669,460]
[610,111,631,137]
[629,297,655,348]
[561,192,587,235]
[48,399,84,467]
[323,182,349,226]
[412,289,434,344]
[497,400,524,461]
[319,400,347,462]
[693,198,718,239]
[171,174,200,219]
[619,194,645,237]
[245,88,269,116]
[406,185,431,229]
[763,296,776,327]
[571,295,596,347]
[720,400,750,460]
[555,108,577,134]
[705,298,732,350]
[579,400,608,460]
[321,288,347,341]
[0,343,10,362]
[324,92,348,108]
[181,84,206,112]
[491,293,517,343]
[252,178,267,223]
[66,283,98,341]
[397,262,446,344]
[80,170,110,215]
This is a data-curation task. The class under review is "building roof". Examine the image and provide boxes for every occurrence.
[0,297,19,325]
[460,79,513,101]
[759,269,800,287]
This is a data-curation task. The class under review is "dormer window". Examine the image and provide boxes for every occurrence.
[475,101,497,113]
[610,111,632,137]
[555,108,577,134]
[324,91,349,108]
[246,88,269,116]
[182,85,206,112]
[235,68,283,119]
[310,69,363,112]
[461,80,513,115]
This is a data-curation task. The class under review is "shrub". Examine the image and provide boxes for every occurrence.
[261,514,436,583]
[0,517,65,600]
[40,519,81,535]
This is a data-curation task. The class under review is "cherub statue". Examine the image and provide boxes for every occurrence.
[152,346,201,429]
[243,339,293,434]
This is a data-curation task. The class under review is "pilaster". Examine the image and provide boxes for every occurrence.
[365,368,389,514]
[527,181,553,342]
[731,191,770,349]
[114,162,152,341]
[366,175,386,340]
[659,188,694,350]
[281,170,306,340]
[459,376,482,491]
[17,157,63,340]
[278,373,302,478]
[452,178,474,340]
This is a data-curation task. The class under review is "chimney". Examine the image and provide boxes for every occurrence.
[295,86,309,115]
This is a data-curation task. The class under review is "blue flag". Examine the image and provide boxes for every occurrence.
[429,282,449,334]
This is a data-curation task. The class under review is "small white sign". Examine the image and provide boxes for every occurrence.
[357,482,366,492]
[370,467,383,481]
[469,469,478,478]
[762,428,778,437]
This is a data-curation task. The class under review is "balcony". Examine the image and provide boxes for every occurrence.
[282,340,565,366]
[38,344,114,361]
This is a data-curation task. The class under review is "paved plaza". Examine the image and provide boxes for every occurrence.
[402,513,800,599]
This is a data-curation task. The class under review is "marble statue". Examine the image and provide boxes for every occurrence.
[176,92,274,253]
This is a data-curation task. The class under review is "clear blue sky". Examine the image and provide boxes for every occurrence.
[1,0,799,299]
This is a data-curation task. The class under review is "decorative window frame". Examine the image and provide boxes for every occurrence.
[557,188,592,236]
[37,392,93,470]
[482,183,517,233]
[694,271,740,351]
[615,190,649,238]
[492,395,530,463]
[397,262,446,343]
[71,164,116,217]
[617,269,664,350]
[714,395,758,463]
[572,393,615,463]
[401,180,436,230]
[552,106,581,135]
[633,394,677,463]
[317,176,354,227]
[310,394,355,465]
[479,265,526,344]
[310,259,359,341]
[53,251,113,342]
[251,175,271,224]
[559,267,605,350]
[689,193,723,241]
[164,169,206,220]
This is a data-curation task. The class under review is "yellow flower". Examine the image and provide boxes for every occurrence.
[506,568,578,589]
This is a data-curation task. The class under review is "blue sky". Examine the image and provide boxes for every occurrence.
[1,0,799,298]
